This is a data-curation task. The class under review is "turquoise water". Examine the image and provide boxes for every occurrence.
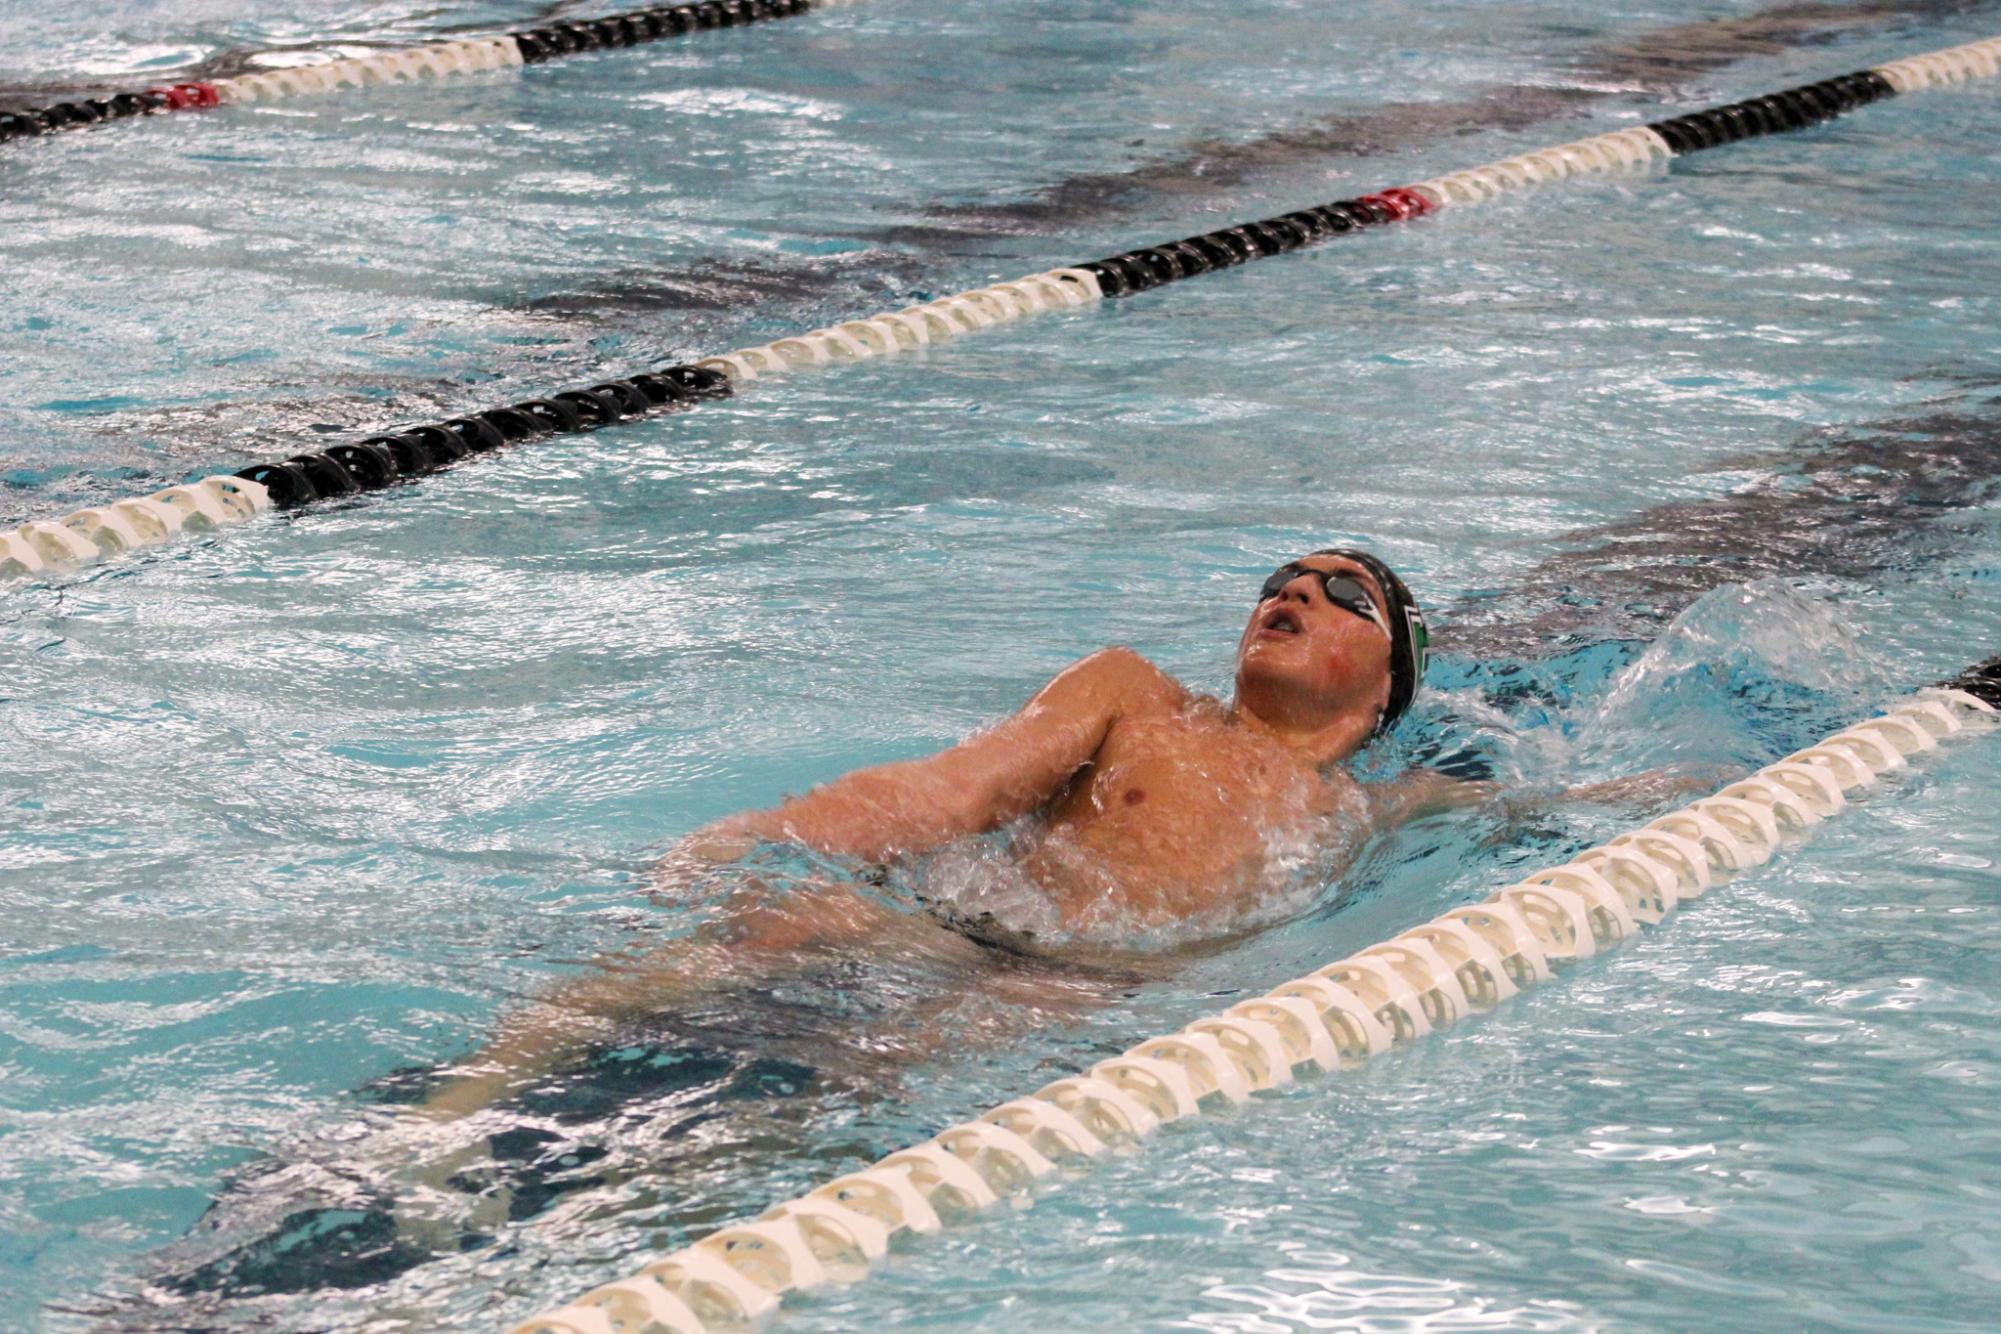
[3,0,2001,1329]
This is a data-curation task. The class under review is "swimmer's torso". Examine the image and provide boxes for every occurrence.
[1025,684,1371,931]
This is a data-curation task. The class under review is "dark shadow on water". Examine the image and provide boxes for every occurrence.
[1442,391,2001,658]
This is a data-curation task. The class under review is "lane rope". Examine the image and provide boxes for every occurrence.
[506,660,2001,1334]
[4,32,1996,590]
[0,0,832,149]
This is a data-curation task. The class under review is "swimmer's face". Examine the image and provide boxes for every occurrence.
[1235,553,1394,719]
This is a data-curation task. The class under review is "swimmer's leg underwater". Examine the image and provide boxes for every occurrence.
[415,876,966,1122]
[139,1020,851,1309]
[126,873,1150,1314]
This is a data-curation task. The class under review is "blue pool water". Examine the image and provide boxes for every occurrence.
[3,0,2001,1328]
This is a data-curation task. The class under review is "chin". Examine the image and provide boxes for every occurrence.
[1238,650,1319,694]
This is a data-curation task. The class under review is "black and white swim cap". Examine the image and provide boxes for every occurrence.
[1313,548,1430,734]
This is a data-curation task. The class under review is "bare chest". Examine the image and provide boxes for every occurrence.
[1069,714,1309,818]
[1030,712,1363,924]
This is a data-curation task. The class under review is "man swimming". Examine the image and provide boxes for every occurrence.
[416,547,1684,1120]
[412,549,1469,1116]
[689,547,1437,929]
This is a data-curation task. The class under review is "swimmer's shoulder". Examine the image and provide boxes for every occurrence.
[1066,645,1190,717]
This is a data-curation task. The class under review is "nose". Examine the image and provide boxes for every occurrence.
[1278,571,1322,605]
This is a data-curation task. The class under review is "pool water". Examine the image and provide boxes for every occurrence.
[3,0,2000,1329]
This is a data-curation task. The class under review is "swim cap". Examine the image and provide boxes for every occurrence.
[1313,548,1429,733]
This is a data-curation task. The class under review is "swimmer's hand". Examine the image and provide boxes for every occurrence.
[679,819,761,865]
[647,821,762,902]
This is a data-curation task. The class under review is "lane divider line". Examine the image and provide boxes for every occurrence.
[505,662,2001,1334]
[0,0,831,148]
[4,33,1995,588]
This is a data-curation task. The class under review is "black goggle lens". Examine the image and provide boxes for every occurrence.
[1258,566,1386,628]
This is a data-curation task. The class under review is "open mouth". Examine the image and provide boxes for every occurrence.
[1260,607,1303,636]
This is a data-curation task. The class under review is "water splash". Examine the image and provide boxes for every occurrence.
[1578,579,1891,771]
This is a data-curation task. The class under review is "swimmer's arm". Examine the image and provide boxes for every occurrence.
[1366,769,1500,829]
[1541,767,1731,810]
[686,647,1178,864]
[1368,766,1728,830]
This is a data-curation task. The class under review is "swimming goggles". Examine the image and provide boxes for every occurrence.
[1257,563,1388,632]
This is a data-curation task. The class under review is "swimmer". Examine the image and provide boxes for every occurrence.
[416,548,1692,1120]
[691,548,1440,929]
